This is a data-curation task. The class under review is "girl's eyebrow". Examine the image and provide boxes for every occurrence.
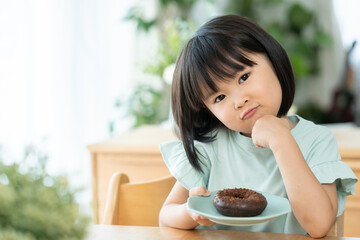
[237,65,251,74]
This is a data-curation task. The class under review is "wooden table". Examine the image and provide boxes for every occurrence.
[85,225,360,240]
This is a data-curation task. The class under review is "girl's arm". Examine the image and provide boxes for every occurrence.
[252,115,338,238]
[159,181,215,229]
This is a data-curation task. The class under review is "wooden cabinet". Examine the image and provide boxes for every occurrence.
[330,128,360,237]
[88,125,178,224]
[88,125,359,237]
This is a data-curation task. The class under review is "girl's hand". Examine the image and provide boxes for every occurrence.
[251,115,292,149]
[188,186,216,226]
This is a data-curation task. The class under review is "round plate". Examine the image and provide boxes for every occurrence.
[187,190,291,226]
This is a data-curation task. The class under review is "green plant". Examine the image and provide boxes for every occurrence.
[0,146,90,240]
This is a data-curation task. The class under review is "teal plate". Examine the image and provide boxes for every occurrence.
[187,190,291,226]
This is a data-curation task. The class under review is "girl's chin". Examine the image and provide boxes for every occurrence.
[230,124,254,136]
[230,127,252,136]
[240,131,252,137]
[228,125,253,136]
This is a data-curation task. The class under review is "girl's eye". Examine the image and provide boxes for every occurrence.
[215,94,225,103]
[239,73,249,83]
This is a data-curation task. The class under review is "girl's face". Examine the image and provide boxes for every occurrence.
[203,53,282,137]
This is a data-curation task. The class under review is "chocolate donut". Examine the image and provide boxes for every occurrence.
[213,188,267,217]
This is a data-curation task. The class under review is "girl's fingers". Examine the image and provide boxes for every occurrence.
[189,186,211,197]
[188,186,214,226]
[192,214,216,226]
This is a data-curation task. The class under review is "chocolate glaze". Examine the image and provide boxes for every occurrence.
[213,188,267,217]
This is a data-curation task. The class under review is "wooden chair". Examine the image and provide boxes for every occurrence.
[102,172,176,226]
[327,213,344,237]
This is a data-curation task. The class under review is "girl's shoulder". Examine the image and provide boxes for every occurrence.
[291,115,335,138]
[290,115,338,151]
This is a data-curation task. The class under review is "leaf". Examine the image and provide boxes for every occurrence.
[314,30,333,46]
[288,3,313,34]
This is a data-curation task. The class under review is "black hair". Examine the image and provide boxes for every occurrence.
[171,15,295,172]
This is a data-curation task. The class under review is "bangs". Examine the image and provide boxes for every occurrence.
[182,35,257,107]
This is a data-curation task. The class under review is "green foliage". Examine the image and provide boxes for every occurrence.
[297,102,328,124]
[115,85,165,128]
[125,0,200,32]
[112,2,196,131]
[0,146,90,240]
[125,7,156,32]
[288,3,313,33]
[143,20,193,78]
[226,0,283,20]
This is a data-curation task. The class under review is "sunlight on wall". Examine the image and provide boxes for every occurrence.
[333,0,360,58]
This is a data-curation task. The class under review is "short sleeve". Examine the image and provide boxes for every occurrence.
[159,141,211,190]
[307,128,358,216]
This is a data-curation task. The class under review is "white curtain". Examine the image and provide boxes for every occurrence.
[0,0,137,212]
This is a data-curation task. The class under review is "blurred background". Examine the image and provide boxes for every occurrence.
[0,0,359,220]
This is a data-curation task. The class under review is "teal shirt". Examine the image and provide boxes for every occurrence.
[159,115,358,234]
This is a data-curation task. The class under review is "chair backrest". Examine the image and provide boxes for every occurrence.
[102,172,176,226]
[327,213,344,237]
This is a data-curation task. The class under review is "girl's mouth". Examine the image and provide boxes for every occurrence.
[241,106,258,120]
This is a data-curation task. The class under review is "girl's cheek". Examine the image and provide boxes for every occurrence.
[220,110,233,123]
[216,106,229,117]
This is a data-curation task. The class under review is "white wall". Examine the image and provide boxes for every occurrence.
[333,0,360,124]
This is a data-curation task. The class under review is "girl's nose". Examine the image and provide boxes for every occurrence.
[234,99,248,109]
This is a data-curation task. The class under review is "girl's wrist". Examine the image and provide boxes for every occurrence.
[269,130,293,153]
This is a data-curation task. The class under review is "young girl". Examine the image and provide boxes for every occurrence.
[159,15,357,238]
